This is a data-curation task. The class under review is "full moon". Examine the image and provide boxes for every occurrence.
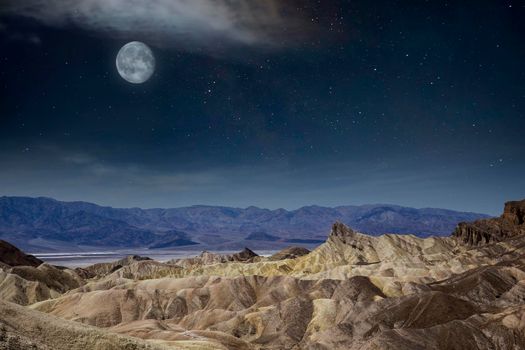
[116,41,155,84]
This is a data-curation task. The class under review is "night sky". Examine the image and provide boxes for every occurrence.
[1,1,524,215]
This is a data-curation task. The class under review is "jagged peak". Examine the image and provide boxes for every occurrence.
[232,247,258,260]
[328,221,358,244]
[241,247,257,255]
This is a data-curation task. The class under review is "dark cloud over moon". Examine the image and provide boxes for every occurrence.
[0,0,315,54]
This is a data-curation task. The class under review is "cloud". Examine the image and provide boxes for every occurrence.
[7,32,42,45]
[0,0,313,54]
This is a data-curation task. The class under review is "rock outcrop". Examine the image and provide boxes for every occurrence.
[269,246,310,260]
[76,255,152,278]
[167,248,259,269]
[453,199,525,246]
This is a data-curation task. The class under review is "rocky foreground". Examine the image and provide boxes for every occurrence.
[1,200,525,349]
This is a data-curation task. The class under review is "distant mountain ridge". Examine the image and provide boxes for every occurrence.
[0,196,490,251]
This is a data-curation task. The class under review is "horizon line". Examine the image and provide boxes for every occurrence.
[0,194,495,216]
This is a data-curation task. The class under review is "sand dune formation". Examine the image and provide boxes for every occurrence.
[1,199,525,349]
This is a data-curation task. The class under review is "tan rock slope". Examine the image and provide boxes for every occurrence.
[4,199,525,349]
[0,242,84,305]
[268,246,310,261]
[0,263,82,305]
[0,299,172,350]
[167,248,260,269]
[76,255,152,278]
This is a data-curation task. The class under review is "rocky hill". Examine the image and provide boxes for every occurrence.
[0,240,42,267]
[0,196,489,251]
[453,199,525,245]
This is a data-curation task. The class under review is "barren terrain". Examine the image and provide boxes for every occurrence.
[1,200,524,349]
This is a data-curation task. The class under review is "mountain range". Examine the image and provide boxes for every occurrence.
[0,196,490,251]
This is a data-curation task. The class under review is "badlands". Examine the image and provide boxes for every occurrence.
[1,200,525,349]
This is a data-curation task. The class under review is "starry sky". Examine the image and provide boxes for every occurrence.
[0,0,524,215]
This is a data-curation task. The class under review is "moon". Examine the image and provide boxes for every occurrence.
[116,41,155,84]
